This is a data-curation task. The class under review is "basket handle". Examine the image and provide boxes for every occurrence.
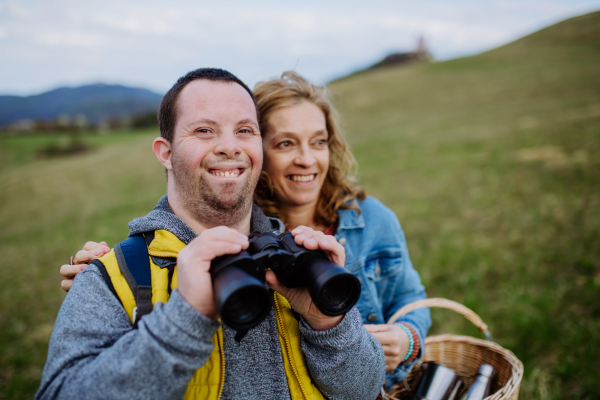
[386,298,492,340]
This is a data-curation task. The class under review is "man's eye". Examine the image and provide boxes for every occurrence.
[238,128,254,135]
[277,141,292,148]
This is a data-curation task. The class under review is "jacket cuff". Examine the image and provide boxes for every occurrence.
[160,289,221,341]
[298,307,363,349]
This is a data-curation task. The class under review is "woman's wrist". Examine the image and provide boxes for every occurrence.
[394,322,421,364]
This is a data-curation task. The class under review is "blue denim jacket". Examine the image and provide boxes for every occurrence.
[335,196,431,389]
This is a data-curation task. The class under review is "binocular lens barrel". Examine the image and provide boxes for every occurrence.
[212,267,270,330]
[210,231,362,331]
[304,259,361,316]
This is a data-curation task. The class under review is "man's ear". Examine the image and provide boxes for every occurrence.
[153,137,173,171]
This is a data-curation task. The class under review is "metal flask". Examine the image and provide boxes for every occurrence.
[410,362,463,400]
[458,364,496,400]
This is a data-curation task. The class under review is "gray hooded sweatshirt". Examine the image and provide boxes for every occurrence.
[35,196,385,400]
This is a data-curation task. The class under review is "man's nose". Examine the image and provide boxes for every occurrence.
[214,133,242,158]
[294,145,316,167]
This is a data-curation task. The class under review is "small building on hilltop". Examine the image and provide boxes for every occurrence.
[367,36,434,71]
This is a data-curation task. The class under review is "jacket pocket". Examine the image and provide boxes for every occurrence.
[364,251,403,283]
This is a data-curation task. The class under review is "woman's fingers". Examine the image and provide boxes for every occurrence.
[60,263,86,278]
[75,241,111,264]
[61,279,73,292]
[365,325,394,345]
[74,247,109,264]
[60,263,87,292]
[365,324,410,370]
[82,241,101,251]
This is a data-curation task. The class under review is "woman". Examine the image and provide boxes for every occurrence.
[61,72,431,389]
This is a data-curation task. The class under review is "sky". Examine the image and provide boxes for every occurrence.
[0,0,599,96]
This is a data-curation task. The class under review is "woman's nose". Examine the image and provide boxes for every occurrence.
[294,146,316,167]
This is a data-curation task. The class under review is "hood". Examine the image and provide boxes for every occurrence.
[128,195,284,245]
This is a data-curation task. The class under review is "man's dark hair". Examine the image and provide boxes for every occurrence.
[158,68,259,142]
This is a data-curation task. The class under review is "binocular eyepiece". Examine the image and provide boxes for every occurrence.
[210,231,361,331]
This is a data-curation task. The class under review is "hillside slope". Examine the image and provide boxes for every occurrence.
[329,11,600,398]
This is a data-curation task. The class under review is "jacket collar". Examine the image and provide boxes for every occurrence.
[337,207,365,231]
[251,204,285,234]
[130,195,284,246]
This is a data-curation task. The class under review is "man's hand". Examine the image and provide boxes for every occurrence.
[265,226,346,331]
[60,241,111,292]
[364,324,410,371]
[177,226,249,320]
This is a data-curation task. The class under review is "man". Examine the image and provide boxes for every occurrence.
[35,68,385,400]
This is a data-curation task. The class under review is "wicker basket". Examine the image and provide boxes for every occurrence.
[385,298,523,400]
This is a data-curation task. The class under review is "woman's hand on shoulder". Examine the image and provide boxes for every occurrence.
[60,241,111,292]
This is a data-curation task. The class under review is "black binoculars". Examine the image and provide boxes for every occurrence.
[209,231,361,331]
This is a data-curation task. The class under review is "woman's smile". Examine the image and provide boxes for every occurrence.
[287,174,317,183]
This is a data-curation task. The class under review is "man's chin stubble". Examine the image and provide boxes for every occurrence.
[185,177,254,228]
[170,148,259,227]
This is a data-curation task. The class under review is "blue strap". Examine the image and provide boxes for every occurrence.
[119,234,151,287]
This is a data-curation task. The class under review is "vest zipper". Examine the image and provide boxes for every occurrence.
[273,293,310,400]
[216,328,225,399]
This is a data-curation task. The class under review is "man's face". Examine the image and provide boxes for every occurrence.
[169,80,262,223]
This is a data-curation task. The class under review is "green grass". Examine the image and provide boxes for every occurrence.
[330,11,600,399]
[0,129,156,171]
[0,129,166,399]
[1,11,599,399]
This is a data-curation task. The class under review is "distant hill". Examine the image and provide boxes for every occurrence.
[0,84,163,128]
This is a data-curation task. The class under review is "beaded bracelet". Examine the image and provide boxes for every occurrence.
[394,323,414,363]
[404,324,421,362]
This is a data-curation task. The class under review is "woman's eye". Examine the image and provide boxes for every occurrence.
[238,128,254,135]
[314,139,328,146]
[277,141,292,149]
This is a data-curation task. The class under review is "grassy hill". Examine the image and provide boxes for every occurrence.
[329,11,600,398]
[1,11,599,400]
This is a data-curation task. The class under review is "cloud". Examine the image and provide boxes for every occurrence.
[0,0,598,94]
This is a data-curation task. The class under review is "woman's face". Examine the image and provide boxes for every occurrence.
[262,101,329,210]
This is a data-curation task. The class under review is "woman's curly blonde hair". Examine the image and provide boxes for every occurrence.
[253,71,366,230]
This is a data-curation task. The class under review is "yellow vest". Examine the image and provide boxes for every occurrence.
[98,229,325,400]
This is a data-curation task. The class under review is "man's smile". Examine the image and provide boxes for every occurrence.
[208,168,245,178]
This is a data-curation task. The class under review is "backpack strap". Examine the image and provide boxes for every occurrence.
[144,228,177,296]
[96,231,177,328]
[113,234,153,328]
